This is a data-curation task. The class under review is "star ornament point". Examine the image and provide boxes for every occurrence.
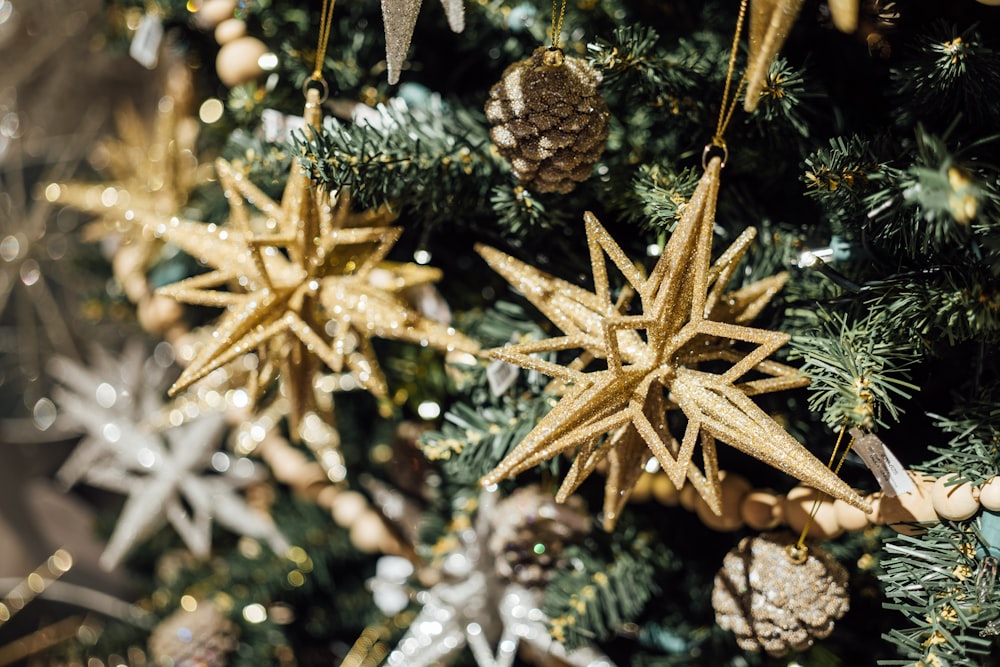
[479,157,869,528]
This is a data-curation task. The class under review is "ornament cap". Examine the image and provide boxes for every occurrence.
[542,46,565,67]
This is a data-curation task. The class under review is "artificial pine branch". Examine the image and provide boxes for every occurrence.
[789,307,920,430]
[297,96,499,227]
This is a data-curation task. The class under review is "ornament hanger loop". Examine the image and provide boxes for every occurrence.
[711,0,749,157]
[307,0,337,101]
[785,543,809,565]
[302,76,330,105]
[702,142,728,170]
[794,423,856,550]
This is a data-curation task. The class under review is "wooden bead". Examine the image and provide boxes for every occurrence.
[214,18,247,45]
[782,486,843,541]
[137,294,184,334]
[330,490,368,528]
[694,472,750,532]
[740,490,782,530]
[651,474,679,506]
[215,36,268,87]
[833,497,869,531]
[630,472,654,504]
[871,472,938,535]
[931,474,981,521]
[980,477,1000,511]
[194,0,238,29]
[315,485,340,510]
[350,509,389,553]
[678,481,700,511]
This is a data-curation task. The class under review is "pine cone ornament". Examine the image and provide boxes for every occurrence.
[488,485,592,587]
[149,598,239,667]
[485,46,609,194]
[712,532,850,656]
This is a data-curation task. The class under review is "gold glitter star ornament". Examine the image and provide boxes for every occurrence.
[478,156,870,528]
[126,90,478,426]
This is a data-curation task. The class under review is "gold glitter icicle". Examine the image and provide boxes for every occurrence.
[744,0,805,113]
[478,156,870,529]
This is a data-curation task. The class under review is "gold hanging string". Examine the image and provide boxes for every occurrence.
[787,423,857,562]
[707,0,749,163]
[550,0,568,50]
[306,0,337,100]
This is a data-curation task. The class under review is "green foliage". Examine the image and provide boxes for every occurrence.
[420,302,556,484]
[863,265,1000,345]
[891,22,1000,128]
[542,531,666,649]
[879,524,998,666]
[626,162,700,232]
[296,97,499,227]
[921,398,1000,486]
[789,307,920,430]
[804,133,894,225]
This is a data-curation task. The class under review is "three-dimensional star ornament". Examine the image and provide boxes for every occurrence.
[50,344,289,571]
[124,90,477,429]
[48,67,205,285]
[478,156,870,529]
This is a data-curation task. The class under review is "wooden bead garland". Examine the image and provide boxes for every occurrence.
[931,474,981,521]
[256,431,414,559]
[629,468,1000,537]
[194,0,272,87]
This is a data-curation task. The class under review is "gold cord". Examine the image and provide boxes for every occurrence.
[550,0,568,50]
[794,424,856,552]
[311,0,337,81]
[712,0,749,152]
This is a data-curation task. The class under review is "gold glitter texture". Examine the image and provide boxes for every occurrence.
[484,47,610,194]
[745,0,805,113]
[478,157,869,530]
[50,67,204,277]
[126,90,477,426]
[381,0,465,85]
[712,532,850,656]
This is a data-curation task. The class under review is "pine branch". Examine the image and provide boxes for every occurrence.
[921,398,1000,486]
[879,524,999,666]
[863,265,1000,345]
[542,535,665,649]
[803,133,896,226]
[296,96,500,227]
[789,307,920,430]
[890,22,1000,129]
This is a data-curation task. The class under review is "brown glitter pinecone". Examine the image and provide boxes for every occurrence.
[485,46,609,194]
[711,532,850,656]
[487,485,592,587]
[148,598,239,667]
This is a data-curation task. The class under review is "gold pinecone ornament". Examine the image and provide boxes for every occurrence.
[485,46,610,194]
[712,532,850,656]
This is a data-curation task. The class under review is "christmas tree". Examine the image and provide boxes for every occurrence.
[2,0,1000,665]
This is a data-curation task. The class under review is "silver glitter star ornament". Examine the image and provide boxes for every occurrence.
[383,490,616,667]
[381,0,465,84]
[478,157,870,528]
[50,344,289,570]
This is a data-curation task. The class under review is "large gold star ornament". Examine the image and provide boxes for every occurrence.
[478,156,870,529]
[122,89,478,428]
